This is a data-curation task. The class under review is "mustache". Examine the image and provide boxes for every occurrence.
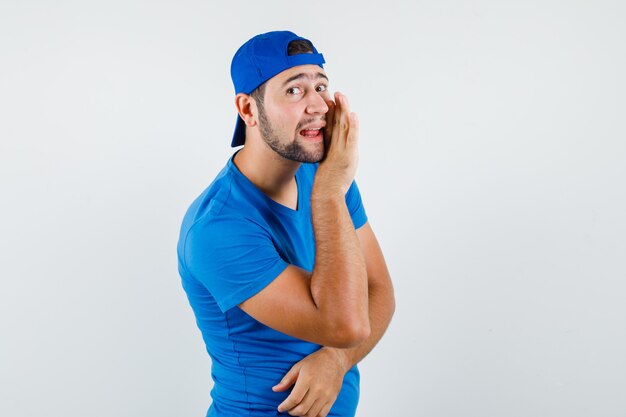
[295,117,326,131]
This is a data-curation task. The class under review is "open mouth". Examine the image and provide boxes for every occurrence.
[299,127,324,140]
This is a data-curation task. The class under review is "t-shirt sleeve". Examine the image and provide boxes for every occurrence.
[345,179,368,229]
[182,216,289,312]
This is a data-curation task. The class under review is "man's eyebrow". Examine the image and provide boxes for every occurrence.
[281,72,329,87]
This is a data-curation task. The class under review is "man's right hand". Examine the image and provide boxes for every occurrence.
[315,92,359,196]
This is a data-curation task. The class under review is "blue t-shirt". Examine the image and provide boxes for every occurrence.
[177,152,368,417]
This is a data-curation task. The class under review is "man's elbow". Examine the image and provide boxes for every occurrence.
[390,290,397,318]
[327,319,371,348]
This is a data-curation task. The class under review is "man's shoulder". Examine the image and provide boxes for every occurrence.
[182,162,276,236]
[180,160,320,238]
[183,166,234,221]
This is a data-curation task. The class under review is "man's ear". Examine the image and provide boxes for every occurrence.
[235,93,257,127]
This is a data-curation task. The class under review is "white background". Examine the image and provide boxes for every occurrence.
[1,1,625,416]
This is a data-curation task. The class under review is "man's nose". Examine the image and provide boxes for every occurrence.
[305,91,329,114]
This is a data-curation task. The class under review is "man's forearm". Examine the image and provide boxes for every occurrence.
[309,184,369,343]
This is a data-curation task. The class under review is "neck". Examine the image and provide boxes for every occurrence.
[232,137,301,198]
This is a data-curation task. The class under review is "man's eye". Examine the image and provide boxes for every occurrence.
[287,87,302,95]
[316,85,328,92]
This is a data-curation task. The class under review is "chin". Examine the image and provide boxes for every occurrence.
[289,152,324,164]
[264,134,325,163]
[304,154,324,164]
[299,141,325,163]
[277,141,324,163]
[299,147,325,164]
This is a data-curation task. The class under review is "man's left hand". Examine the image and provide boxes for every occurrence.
[273,347,350,417]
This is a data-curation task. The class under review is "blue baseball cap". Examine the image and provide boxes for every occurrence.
[230,31,325,147]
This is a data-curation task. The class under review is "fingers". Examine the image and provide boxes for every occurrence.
[284,396,332,417]
[285,395,319,417]
[279,385,338,416]
[277,383,309,413]
[330,92,349,147]
[317,402,333,417]
[323,97,335,148]
[346,111,359,145]
[304,398,325,417]
[272,365,300,393]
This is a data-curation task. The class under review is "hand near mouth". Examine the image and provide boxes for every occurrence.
[315,91,359,195]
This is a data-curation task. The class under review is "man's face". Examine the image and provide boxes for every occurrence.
[254,65,331,163]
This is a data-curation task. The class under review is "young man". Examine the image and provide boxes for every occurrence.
[177,31,395,417]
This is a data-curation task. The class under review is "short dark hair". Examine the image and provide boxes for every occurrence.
[250,39,315,105]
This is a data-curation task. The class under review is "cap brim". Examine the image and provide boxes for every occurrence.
[231,115,246,147]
